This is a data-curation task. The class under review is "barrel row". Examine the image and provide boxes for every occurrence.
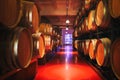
[82,0,120,19]
[77,38,110,67]
[0,0,40,34]
[75,0,120,35]
[0,26,59,74]
[74,38,120,79]
[39,23,53,35]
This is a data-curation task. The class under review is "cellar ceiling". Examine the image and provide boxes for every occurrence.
[34,0,82,29]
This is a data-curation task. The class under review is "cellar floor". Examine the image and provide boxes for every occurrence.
[34,45,104,80]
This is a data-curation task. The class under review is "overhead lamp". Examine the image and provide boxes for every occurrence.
[66,0,70,25]
[66,27,68,30]
[66,19,70,24]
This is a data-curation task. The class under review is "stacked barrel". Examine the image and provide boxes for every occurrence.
[38,23,53,53]
[0,0,40,74]
[52,26,62,49]
[73,0,120,79]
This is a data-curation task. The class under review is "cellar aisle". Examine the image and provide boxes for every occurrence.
[34,45,104,80]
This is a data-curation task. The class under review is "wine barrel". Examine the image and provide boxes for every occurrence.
[89,39,97,59]
[78,25,82,35]
[32,33,45,58]
[20,1,39,33]
[44,35,53,51]
[81,23,86,34]
[95,0,111,28]
[84,0,91,10]
[0,0,22,28]
[82,41,86,55]
[74,15,79,26]
[111,38,120,79]
[78,40,84,53]
[45,24,53,35]
[73,27,78,37]
[39,23,46,34]
[81,7,86,16]
[74,40,79,50]
[84,17,89,32]
[84,0,97,10]
[108,0,120,18]
[0,26,32,73]
[95,38,111,67]
[84,40,90,55]
[88,10,97,31]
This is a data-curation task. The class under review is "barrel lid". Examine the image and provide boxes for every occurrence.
[0,0,22,28]
[108,0,120,18]
[111,38,120,79]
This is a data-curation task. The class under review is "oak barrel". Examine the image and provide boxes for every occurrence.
[20,1,39,33]
[95,38,111,67]
[32,33,45,58]
[44,35,53,51]
[88,10,97,31]
[89,39,97,59]
[39,23,46,34]
[108,0,120,18]
[0,0,22,28]
[74,40,79,50]
[95,0,111,28]
[84,40,90,55]
[45,24,53,35]
[111,38,120,79]
[84,17,89,33]
[0,26,33,73]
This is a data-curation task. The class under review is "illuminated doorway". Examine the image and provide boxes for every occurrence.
[65,34,72,44]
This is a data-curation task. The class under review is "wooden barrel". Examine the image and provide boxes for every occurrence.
[111,38,120,79]
[20,1,39,33]
[81,7,86,15]
[84,0,91,10]
[95,0,111,28]
[74,40,79,50]
[78,40,84,53]
[52,29,56,36]
[39,23,46,33]
[0,26,33,73]
[82,41,86,55]
[89,39,97,60]
[88,10,97,31]
[0,0,22,28]
[84,17,89,33]
[108,0,120,18]
[84,40,90,55]
[84,0,96,10]
[78,25,82,35]
[73,27,78,37]
[45,24,53,35]
[74,15,79,26]
[44,35,53,51]
[95,38,111,67]
[32,33,45,58]
[81,23,86,34]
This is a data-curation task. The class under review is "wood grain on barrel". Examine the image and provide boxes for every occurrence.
[95,1,104,26]
[111,39,120,79]
[109,0,120,18]
[0,0,22,28]
[18,29,32,68]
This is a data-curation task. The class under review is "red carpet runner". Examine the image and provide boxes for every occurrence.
[34,45,103,80]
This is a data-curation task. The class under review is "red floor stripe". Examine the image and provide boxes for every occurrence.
[34,46,103,80]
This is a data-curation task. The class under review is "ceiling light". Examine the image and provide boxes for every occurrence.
[66,19,70,24]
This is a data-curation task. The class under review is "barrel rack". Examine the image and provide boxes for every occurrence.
[73,0,120,80]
